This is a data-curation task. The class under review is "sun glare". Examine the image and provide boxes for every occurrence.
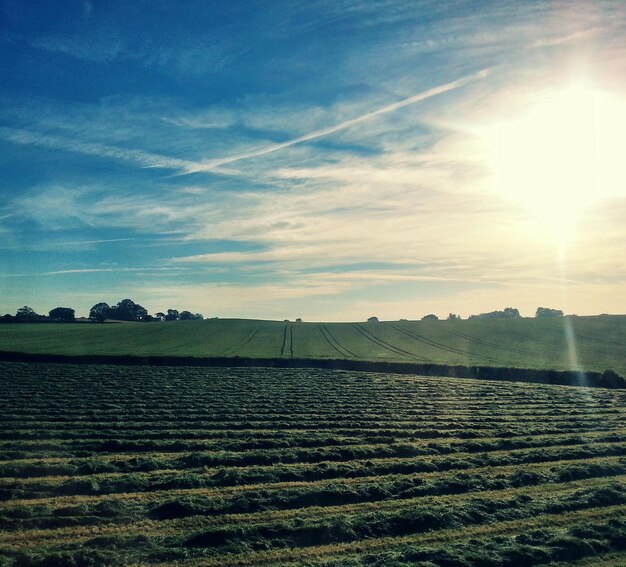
[484,85,626,236]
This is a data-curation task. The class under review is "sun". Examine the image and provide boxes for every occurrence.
[483,84,626,236]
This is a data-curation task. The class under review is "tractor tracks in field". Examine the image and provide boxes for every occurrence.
[280,324,294,358]
[225,327,260,356]
[318,325,359,359]
[158,327,224,355]
[571,332,625,349]
[280,325,288,358]
[390,325,503,365]
[444,330,532,357]
[351,324,425,361]
[503,326,623,354]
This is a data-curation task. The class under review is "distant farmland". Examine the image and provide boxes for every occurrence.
[0,315,624,375]
[1,362,626,566]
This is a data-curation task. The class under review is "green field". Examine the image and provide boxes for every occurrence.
[0,315,624,375]
[1,362,626,566]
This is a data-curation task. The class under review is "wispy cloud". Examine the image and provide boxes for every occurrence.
[528,27,600,49]
[0,267,189,277]
[0,126,198,172]
[137,280,358,319]
[42,267,186,275]
[31,28,235,77]
[0,238,136,251]
[188,69,491,172]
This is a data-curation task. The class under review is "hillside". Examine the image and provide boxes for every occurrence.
[0,315,624,375]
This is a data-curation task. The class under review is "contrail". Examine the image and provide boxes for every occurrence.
[0,69,489,176]
[0,238,136,251]
[191,68,491,172]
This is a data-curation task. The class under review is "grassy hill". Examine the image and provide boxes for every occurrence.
[0,315,624,375]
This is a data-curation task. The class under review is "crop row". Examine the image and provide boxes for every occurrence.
[1,362,625,566]
[3,452,626,537]
[2,438,626,503]
[2,480,625,566]
[3,363,621,401]
[2,457,625,543]
[3,426,625,476]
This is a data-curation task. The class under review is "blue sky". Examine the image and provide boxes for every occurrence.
[0,0,624,320]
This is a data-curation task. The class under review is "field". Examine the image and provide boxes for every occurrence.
[2,361,626,566]
[0,315,624,375]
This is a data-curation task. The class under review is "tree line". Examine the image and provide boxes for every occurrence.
[0,302,568,323]
[417,307,564,321]
[1,299,204,323]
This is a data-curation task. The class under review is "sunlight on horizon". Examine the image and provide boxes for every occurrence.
[483,84,626,241]
[480,83,626,375]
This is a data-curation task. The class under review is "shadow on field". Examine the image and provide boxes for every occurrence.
[0,351,623,389]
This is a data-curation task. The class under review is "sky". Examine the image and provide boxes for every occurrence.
[0,0,624,321]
